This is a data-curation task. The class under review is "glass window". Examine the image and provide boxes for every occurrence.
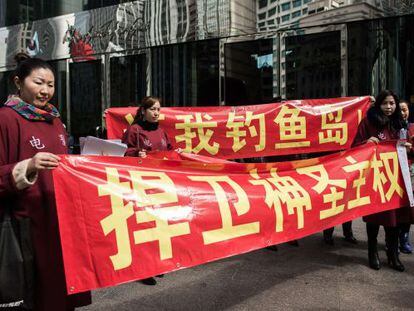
[0,0,136,27]
[281,2,291,11]
[268,7,277,17]
[293,0,302,7]
[224,39,276,105]
[303,8,308,14]
[292,11,301,18]
[281,14,290,22]
[110,53,147,107]
[258,12,266,20]
[83,0,129,11]
[69,59,102,152]
[48,60,67,127]
[151,40,219,107]
[304,0,312,3]
[285,31,341,99]
[0,71,13,106]
[348,15,414,111]
[259,0,268,9]
[268,19,275,25]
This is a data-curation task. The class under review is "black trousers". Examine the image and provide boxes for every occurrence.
[323,221,352,238]
[366,222,399,251]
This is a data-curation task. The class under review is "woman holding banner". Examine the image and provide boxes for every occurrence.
[0,53,91,310]
[123,96,172,158]
[122,96,173,285]
[354,90,413,272]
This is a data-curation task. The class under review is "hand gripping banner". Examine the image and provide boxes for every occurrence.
[53,142,408,294]
[105,96,371,159]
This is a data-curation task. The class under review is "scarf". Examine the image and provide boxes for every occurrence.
[4,95,60,122]
[137,119,159,131]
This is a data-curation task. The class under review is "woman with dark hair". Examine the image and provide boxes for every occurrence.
[122,96,173,285]
[123,96,172,158]
[0,53,91,310]
[354,90,413,272]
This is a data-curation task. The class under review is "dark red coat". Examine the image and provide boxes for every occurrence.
[0,107,91,310]
[354,117,414,226]
[122,121,172,157]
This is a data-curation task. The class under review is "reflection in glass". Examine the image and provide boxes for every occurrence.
[0,0,135,27]
[151,40,219,107]
[285,31,341,99]
[110,53,147,107]
[69,60,102,152]
[48,60,67,126]
[225,39,275,105]
[348,16,414,106]
[0,71,14,106]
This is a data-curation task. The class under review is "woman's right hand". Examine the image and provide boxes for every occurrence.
[138,149,147,158]
[27,152,60,175]
[367,136,379,144]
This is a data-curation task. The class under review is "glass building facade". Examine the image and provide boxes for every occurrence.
[0,0,136,28]
[0,1,413,147]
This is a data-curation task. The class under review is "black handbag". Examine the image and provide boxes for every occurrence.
[0,208,34,309]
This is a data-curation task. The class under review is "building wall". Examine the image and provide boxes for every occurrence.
[0,0,251,69]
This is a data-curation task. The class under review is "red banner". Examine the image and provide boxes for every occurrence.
[53,142,408,294]
[105,97,371,158]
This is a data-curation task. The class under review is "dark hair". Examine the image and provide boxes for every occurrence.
[400,99,410,106]
[12,52,55,84]
[368,89,405,131]
[132,96,161,124]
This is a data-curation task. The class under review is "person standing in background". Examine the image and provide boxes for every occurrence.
[122,96,173,285]
[399,99,413,254]
[123,96,172,158]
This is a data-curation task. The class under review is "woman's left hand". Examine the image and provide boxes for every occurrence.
[402,141,412,153]
[175,148,183,154]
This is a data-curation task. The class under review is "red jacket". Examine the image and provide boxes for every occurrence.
[0,106,91,310]
[122,121,172,157]
[354,116,414,226]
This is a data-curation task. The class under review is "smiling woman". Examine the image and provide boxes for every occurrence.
[0,53,91,310]
[14,66,55,108]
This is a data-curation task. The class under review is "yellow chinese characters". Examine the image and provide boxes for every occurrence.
[296,164,347,219]
[98,168,135,270]
[341,152,403,211]
[249,168,311,232]
[318,108,348,145]
[226,111,266,152]
[370,152,404,203]
[98,168,190,270]
[188,175,260,244]
[342,156,372,209]
[175,113,220,155]
[274,105,310,149]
